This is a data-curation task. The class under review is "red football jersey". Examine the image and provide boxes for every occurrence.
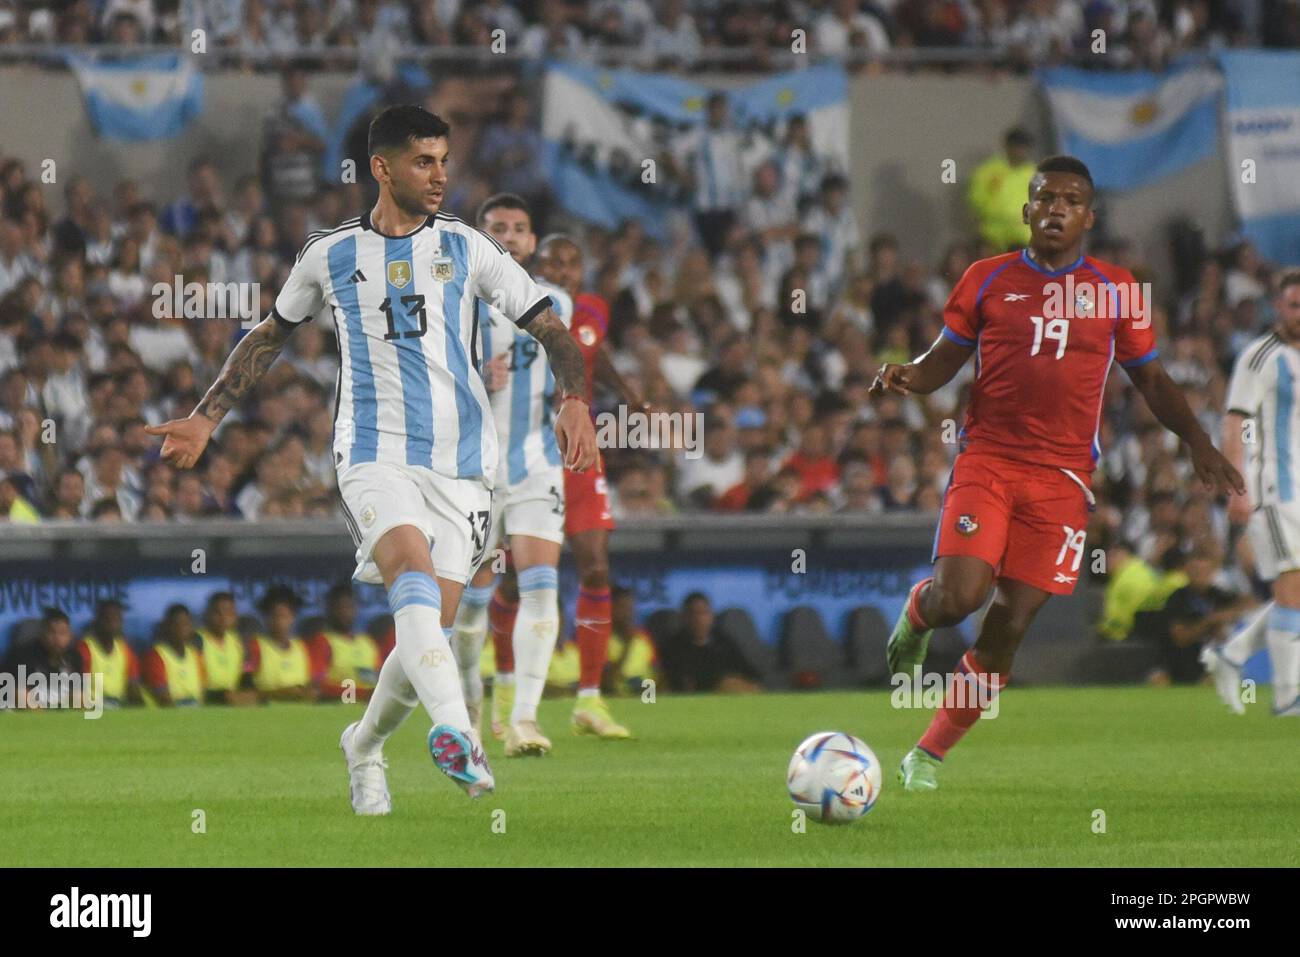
[942,250,1157,471]
[571,292,608,404]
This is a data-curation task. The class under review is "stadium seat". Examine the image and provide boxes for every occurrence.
[926,627,967,676]
[715,608,783,689]
[642,609,682,652]
[779,606,851,690]
[298,614,326,639]
[844,606,892,687]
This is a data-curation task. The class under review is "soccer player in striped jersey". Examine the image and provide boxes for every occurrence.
[1215,270,1300,716]
[147,106,598,815]
[872,156,1244,790]
[449,193,573,757]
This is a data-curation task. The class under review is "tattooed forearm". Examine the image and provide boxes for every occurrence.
[528,308,589,399]
[194,316,294,424]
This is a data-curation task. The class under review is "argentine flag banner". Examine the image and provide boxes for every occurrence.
[1039,60,1221,191]
[66,53,205,142]
[1218,51,1300,266]
[542,62,848,240]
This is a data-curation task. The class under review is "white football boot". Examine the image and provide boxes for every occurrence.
[340,721,392,816]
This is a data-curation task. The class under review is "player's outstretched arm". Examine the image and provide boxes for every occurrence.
[1220,411,1252,524]
[145,315,296,469]
[525,308,598,472]
[869,332,972,398]
[1126,359,1245,496]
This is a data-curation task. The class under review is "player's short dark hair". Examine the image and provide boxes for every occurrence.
[1277,268,1300,295]
[326,581,354,604]
[1031,155,1094,199]
[42,607,69,626]
[206,591,235,609]
[258,585,302,615]
[367,105,451,157]
[1005,126,1033,148]
[164,603,192,622]
[683,591,711,609]
[611,584,632,601]
[476,192,531,226]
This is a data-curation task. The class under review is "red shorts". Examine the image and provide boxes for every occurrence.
[564,454,615,535]
[933,451,1093,595]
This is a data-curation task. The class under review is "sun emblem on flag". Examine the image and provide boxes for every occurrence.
[956,514,979,536]
[1130,98,1159,125]
[387,260,412,289]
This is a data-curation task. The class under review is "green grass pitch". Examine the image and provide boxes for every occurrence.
[1,687,1295,867]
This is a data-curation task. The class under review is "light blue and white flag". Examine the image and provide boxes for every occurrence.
[1218,51,1300,266]
[541,62,849,240]
[1039,61,1221,191]
[66,53,205,141]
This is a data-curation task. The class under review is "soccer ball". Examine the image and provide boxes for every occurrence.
[787,731,883,824]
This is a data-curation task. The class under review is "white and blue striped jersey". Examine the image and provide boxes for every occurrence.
[273,211,551,487]
[1227,331,1300,508]
[477,280,572,486]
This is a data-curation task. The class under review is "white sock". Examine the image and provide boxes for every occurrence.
[389,571,471,731]
[451,582,494,709]
[354,652,418,756]
[1221,601,1273,666]
[510,565,559,724]
[1267,604,1300,711]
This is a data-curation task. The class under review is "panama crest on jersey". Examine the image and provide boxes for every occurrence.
[956,514,979,536]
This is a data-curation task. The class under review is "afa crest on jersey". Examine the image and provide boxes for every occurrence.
[430,256,454,282]
[956,514,979,536]
[387,260,412,289]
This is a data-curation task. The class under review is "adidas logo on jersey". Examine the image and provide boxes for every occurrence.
[347,268,366,284]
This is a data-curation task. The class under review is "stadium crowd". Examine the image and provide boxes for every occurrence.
[0,54,1288,659]
[0,0,1286,69]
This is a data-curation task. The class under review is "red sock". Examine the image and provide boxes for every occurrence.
[906,577,934,631]
[917,650,1008,759]
[575,587,612,692]
[489,591,518,675]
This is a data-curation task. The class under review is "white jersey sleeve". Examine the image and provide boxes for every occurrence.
[1227,334,1274,417]
[273,240,327,326]
[467,230,550,329]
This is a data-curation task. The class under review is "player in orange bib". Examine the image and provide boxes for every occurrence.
[871,155,1244,791]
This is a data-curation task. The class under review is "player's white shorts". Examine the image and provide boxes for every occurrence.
[483,465,567,559]
[338,462,492,586]
[1246,504,1300,582]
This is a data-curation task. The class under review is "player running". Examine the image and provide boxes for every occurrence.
[1212,269,1300,716]
[449,193,573,757]
[872,155,1244,791]
[146,106,597,814]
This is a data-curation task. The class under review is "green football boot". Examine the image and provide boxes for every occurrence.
[886,579,934,676]
[898,747,942,792]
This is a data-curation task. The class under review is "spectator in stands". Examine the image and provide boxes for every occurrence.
[605,585,659,695]
[307,581,381,702]
[661,592,761,693]
[640,0,702,68]
[1156,544,1256,685]
[247,585,315,701]
[677,409,743,508]
[674,93,745,259]
[161,157,222,239]
[1,607,78,708]
[74,598,140,707]
[803,173,862,303]
[262,63,326,211]
[814,0,892,55]
[1098,540,1187,641]
[783,422,840,501]
[715,446,775,512]
[478,93,547,212]
[195,591,256,705]
[968,127,1035,252]
[142,604,205,707]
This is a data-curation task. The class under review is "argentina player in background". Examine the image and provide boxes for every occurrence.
[147,105,598,814]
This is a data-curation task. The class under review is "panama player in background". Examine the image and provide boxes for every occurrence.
[450,194,574,757]
[1212,270,1300,717]
[146,106,598,814]
[871,155,1245,791]
[537,234,652,740]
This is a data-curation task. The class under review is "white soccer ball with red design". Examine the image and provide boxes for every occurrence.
[787,731,882,824]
